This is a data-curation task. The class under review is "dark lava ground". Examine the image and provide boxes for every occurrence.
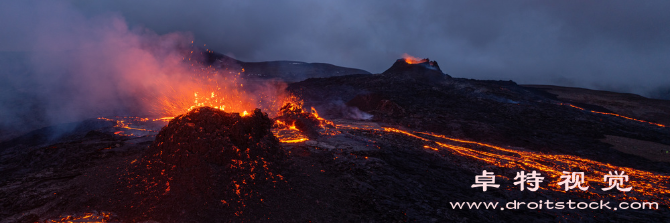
[1,59,670,222]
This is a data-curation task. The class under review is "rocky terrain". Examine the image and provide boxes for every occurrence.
[202,51,371,82]
[1,58,669,222]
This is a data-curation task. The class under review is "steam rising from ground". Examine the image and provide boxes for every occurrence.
[0,1,287,137]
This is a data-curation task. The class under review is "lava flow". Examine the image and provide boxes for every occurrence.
[561,103,667,128]
[271,103,338,143]
[99,99,670,209]
[97,116,168,137]
[370,127,670,207]
[266,104,670,207]
[271,120,309,143]
[44,211,114,223]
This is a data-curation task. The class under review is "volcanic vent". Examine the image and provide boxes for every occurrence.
[123,107,286,221]
[381,55,450,81]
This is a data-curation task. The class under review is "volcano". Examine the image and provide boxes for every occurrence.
[112,107,288,222]
[382,57,449,82]
[1,57,670,222]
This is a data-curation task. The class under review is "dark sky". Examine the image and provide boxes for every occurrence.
[3,1,670,92]
[56,0,670,94]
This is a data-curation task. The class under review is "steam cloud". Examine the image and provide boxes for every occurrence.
[0,1,285,136]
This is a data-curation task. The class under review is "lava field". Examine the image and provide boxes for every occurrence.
[1,57,670,222]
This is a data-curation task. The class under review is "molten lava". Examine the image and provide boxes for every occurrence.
[376,127,670,207]
[45,211,113,223]
[402,53,428,64]
[97,99,669,210]
[562,103,667,128]
[142,49,298,120]
[272,120,309,143]
[97,116,165,136]
[149,67,286,119]
[272,103,338,142]
[272,104,669,207]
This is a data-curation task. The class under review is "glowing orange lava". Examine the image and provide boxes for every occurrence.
[562,103,667,128]
[97,116,164,136]
[143,50,297,119]
[97,101,669,207]
[45,211,113,223]
[149,70,275,118]
[376,127,670,207]
[272,120,309,143]
[402,53,428,64]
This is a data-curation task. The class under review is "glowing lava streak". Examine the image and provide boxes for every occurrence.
[97,116,164,136]
[377,127,670,207]
[45,211,113,223]
[562,103,667,128]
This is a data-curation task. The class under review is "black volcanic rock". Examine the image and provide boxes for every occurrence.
[119,107,287,222]
[202,50,371,82]
[273,103,336,139]
[381,58,450,81]
[346,93,407,118]
[288,59,670,174]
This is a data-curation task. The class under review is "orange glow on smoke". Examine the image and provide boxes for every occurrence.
[146,64,296,118]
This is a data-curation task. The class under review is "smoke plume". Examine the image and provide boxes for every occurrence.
[0,1,286,137]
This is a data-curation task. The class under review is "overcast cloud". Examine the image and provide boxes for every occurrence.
[4,0,670,92]
[59,0,670,93]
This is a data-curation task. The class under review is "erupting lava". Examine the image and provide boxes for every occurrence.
[402,53,428,64]
[141,49,297,120]
[149,67,290,119]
